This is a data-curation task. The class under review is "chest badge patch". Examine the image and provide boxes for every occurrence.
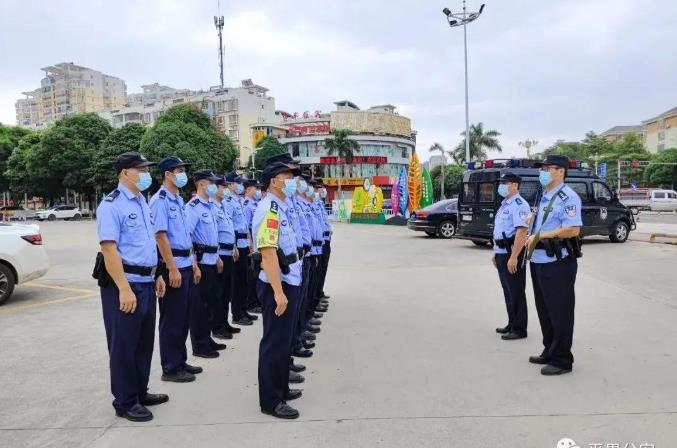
[129,213,137,219]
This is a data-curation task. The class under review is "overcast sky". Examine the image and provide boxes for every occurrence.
[1,0,676,161]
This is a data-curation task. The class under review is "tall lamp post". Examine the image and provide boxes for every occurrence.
[442,2,485,166]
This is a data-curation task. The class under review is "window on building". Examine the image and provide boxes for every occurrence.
[658,144,665,152]
[401,147,408,158]
[292,143,300,157]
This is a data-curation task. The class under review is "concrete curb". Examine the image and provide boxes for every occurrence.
[649,233,677,245]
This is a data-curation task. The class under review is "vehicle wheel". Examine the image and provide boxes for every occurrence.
[437,221,456,239]
[48,214,56,221]
[72,214,81,221]
[424,231,437,238]
[472,240,490,247]
[0,263,16,306]
[629,207,639,215]
[609,221,629,243]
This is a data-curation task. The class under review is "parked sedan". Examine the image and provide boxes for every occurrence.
[407,199,458,238]
[0,222,49,305]
[36,205,83,221]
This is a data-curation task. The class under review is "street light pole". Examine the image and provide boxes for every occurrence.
[443,2,485,166]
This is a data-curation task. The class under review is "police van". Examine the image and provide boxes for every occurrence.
[457,159,636,245]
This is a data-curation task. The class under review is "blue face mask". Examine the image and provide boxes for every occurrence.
[206,184,218,197]
[283,178,297,197]
[307,186,315,196]
[254,190,262,200]
[235,184,244,195]
[497,184,509,198]
[320,189,327,199]
[136,172,152,192]
[539,170,552,187]
[173,172,188,188]
[298,180,308,193]
[314,192,320,200]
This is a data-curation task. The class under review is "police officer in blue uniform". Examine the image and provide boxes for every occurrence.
[314,180,332,309]
[96,152,168,422]
[525,155,583,376]
[308,181,328,318]
[150,156,204,383]
[252,158,304,419]
[242,179,262,314]
[492,172,531,341]
[211,175,241,339]
[185,170,226,358]
[223,172,257,326]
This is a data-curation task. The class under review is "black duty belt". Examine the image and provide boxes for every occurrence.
[323,231,331,237]
[297,247,304,259]
[123,264,156,276]
[236,232,248,239]
[219,243,234,250]
[281,252,299,265]
[312,240,323,247]
[193,243,218,254]
[171,248,191,257]
[303,244,311,253]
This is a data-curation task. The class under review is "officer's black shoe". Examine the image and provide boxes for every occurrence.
[307,325,321,334]
[316,306,329,313]
[223,323,241,334]
[528,355,548,365]
[495,325,510,334]
[501,332,527,340]
[116,404,153,422]
[193,350,220,359]
[233,317,254,326]
[309,318,322,326]
[245,313,258,321]
[302,340,316,349]
[162,370,195,383]
[285,389,303,401]
[293,348,313,358]
[320,294,330,299]
[183,363,203,374]
[288,371,305,383]
[212,331,233,340]
[262,402,299,420]
[249,306,263,314]
[290,363,306,373]
[313,312,324,318]
[211,342,227,351]
[541,365,572,376]
[302,331,316,340]
[140,393,169,406]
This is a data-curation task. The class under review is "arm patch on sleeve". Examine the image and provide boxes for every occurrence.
[256,202,280,248]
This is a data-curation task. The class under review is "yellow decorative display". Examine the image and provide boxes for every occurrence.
[407,152,422,212]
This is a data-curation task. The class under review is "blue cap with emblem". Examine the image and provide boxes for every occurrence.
[157,156,191,174]
[224,171,243,184]
[266,152,300,165]
[115,152,156,173]
[535,155,570,169]
[499,172,522,183]
[193,170,221,182]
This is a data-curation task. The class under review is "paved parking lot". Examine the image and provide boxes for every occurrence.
[1,220,676,448]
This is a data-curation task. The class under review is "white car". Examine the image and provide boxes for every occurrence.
[0,223,49,305]
[36,205,83,221]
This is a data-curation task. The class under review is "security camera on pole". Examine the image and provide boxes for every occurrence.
[442,2,485,167]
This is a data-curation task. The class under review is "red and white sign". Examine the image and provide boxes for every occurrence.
[286,122,331,137]
[319,156,387,165]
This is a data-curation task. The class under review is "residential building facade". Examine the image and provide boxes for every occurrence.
[643,107,677,153]
[600,125,645,143]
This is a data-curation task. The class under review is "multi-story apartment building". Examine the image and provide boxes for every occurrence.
[600,125,645,143]
[643,106,677,153]
[15,63,126,129]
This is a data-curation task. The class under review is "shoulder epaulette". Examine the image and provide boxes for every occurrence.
[270,201,279,214]
[104,189,120,202]
[226,196,232,202]
[189,197,199,207]
[515,197,523,205]
[159,189,167,199]
[558,190,569,201]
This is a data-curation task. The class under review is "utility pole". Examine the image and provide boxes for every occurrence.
[214,12,225,88]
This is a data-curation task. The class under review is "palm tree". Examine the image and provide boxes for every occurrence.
[429,142,447,199]
[518,139,539,159]
[451,123,502,164]
[324,128,360,198]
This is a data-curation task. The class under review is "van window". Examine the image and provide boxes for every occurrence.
[593,182,612,202]
[668,192,677,199]
[519,181,540,204]
[567,182,589,201]
[478,183,494,203]
[654,192,666,199]
[463,183,477,202]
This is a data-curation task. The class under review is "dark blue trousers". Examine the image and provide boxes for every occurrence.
[100,281,156,413]
[231,247,250,319]
[495,253,528,336]
[294,257,313,351]
[257,279,300,412]
[531,257,578,369]
[318,240,331,296]
[190,264,217,354]
[159,267,192,374]
[306,255,321,318]
[213,255,234,332]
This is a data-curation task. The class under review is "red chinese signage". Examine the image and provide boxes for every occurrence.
[320,156,387,164]
[286,122,330,137]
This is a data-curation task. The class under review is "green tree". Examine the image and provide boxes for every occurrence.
[140,104,238,176]
[429,142,448,198]
[5,133,42,199]
[0,124,32,192]
[518,139,539,158]
[451,123,502,163]
[92,123,147,192]
[253,136,286,175]
[644,148,677,188]
[430,164,465,200]
[324,128,360,197]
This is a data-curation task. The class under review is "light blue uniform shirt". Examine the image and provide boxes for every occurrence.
[285,197,304,250]
[298,197,316,258]
[224,191,250,249]
[531,184,583,264]
[252,192,302,286]
[213,199,235,256]
[493,193,531,254]
[185,195,219,265]
[97,182,157,283]
[308,198,325,256]
[292,196,312,250]
[243,197,258,234]
[149,186,193,269]
[316,199,332,241]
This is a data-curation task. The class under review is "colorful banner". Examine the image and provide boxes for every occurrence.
[421,169,434,207]
[407,152,422,212]
[391,180,400,215]
[397,166,408,216]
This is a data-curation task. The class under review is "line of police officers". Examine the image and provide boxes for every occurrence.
[95,151,332,421]
[492,155,582,376]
